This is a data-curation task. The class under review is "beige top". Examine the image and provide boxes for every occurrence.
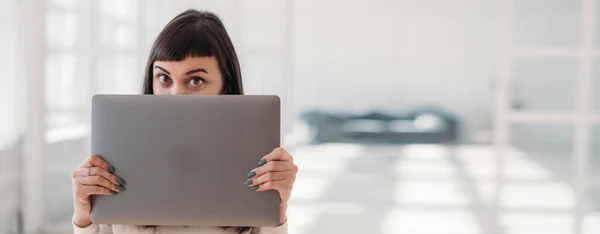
[73,221,288,234]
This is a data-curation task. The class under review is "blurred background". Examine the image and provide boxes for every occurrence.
[1,0,600,233]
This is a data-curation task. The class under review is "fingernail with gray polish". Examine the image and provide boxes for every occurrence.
[247,171,256,178]
[110,190,118,195]
[107,165,116,173]
[258,159,267,166]
[244,179,253,185]
[116,185,126,192]
[250,186,259,191]
[116,177,126,185]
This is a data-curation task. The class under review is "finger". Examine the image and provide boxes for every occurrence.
[81,155,115,173]
[251,180,293,192]
[245,171,294,187]
[80,185,115,197]
[76,174,125,193]
[76,175,115,191]
[74,185,114,201]
[72,167,125,186]
[248,161,295,178]
[260,148,294,165]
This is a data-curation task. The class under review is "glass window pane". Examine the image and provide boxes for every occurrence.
[114,24,136,47]
[99,0,137,21]
[510,58,577,111]
[99,22,112,47]
[50,0,77,8]
[596,0,600,48]
[45,53,76,110]
[514,0,580,47]
[45,10,77,48]
[97,55,139,94]
[63,12,78,47]
[97,56,113,94]
[100,22,136,48]
[45,53,80,128]
[114,55,139,93]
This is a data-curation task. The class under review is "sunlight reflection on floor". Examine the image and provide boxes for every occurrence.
[500,183,575,209]
[383,209,480,234]
[584,212,600,234]
[393,159,458,178]
[287,143,595,234]
[394,180,469,206]
[501,212,573,234]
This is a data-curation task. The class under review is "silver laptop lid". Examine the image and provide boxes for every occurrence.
[90,94,281,227]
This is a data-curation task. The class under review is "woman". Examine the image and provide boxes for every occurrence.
[71,9,298,234]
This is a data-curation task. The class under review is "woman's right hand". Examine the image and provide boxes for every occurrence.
[71,155,126,228]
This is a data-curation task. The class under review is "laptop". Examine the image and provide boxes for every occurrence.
[90,94,281,227]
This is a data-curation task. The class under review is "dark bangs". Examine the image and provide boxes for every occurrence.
[153,19,219,61]
[142,9,243,95]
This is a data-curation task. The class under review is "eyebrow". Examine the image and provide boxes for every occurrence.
[153,65,170,75]
[185,68,208,75]
[153,66,208,75]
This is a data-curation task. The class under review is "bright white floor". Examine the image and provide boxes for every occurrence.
[285,143,600,234]
[42,143,600,234]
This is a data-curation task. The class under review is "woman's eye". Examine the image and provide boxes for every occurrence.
[158,74,172,84]
[188,77,205,87]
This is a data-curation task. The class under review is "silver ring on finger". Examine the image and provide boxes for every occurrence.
[87,167,92,176]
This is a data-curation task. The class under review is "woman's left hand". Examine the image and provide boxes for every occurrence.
[246,147,298,225]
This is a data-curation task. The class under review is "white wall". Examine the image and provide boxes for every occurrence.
[292,0,499,142]
[137,0,504,142]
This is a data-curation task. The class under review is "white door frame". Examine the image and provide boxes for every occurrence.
[494,0,597,234]
[19,0,46,232]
